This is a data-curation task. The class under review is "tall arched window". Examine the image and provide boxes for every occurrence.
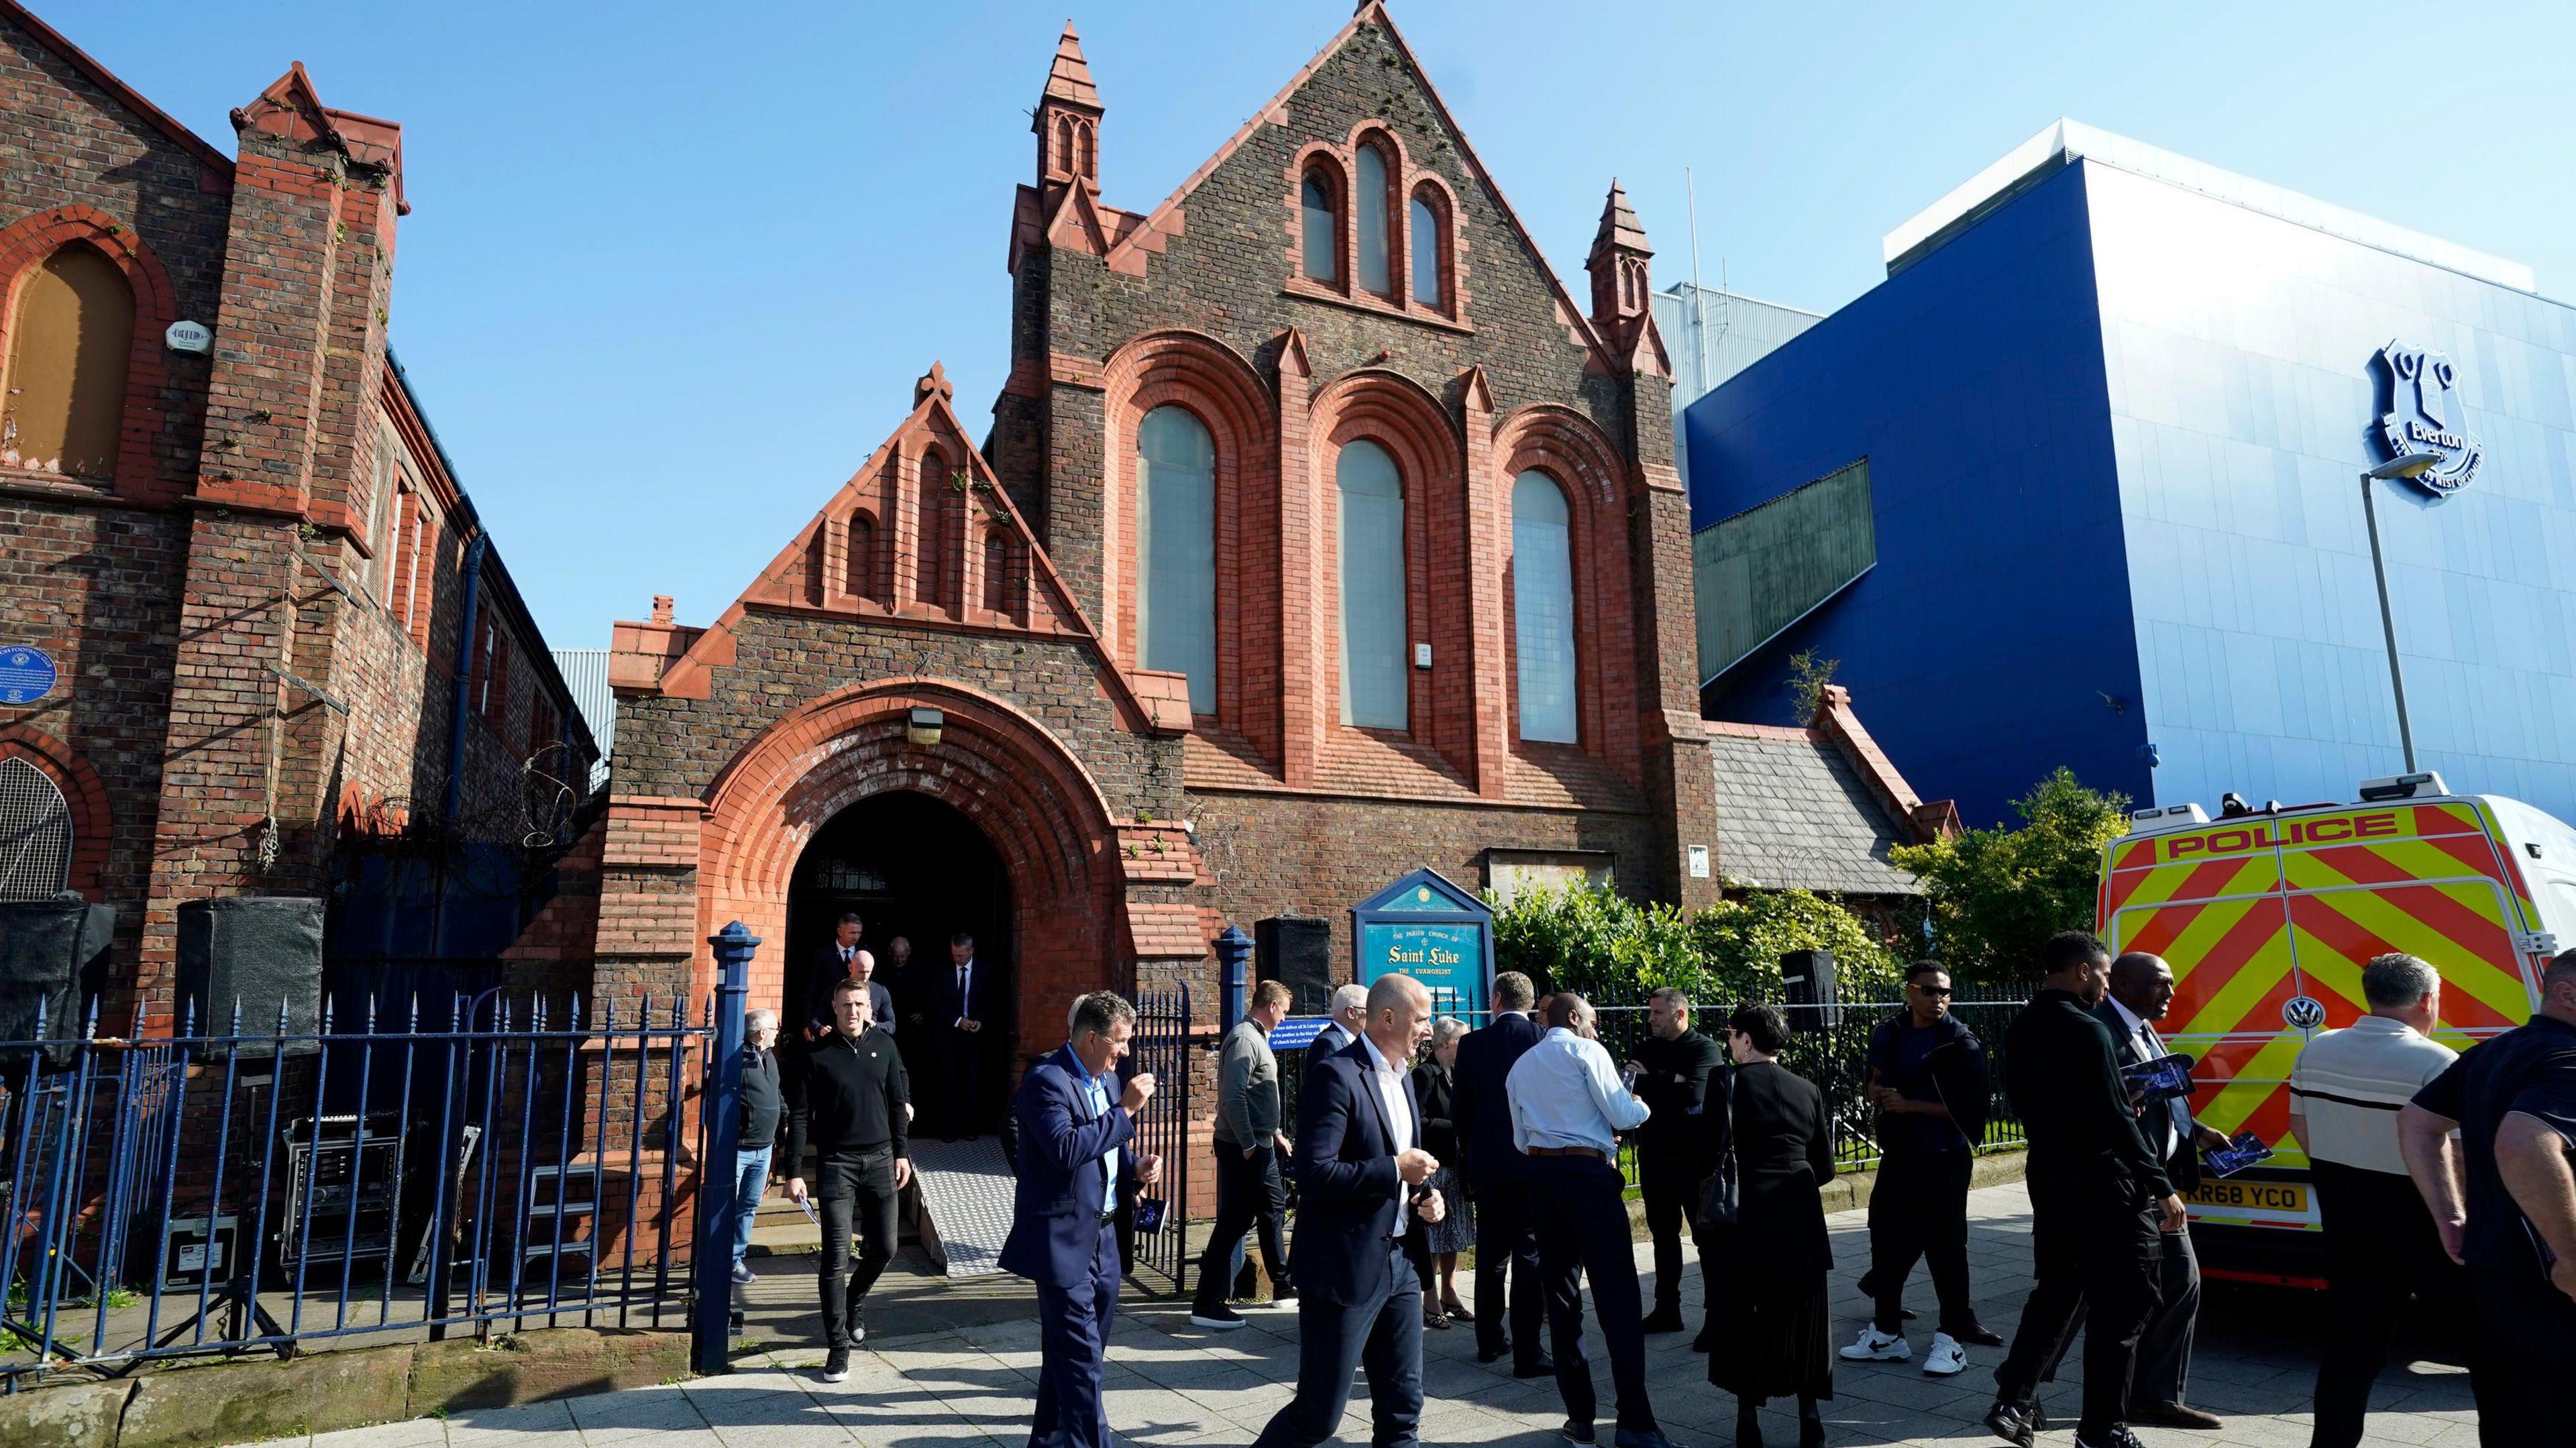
[1136,406,1216,714]
[916,449,949,605]
[982,531,1012,616]
[1512,470,1578,742]
[1409,192,1444,309]
[846,513,876,598]
[0,757,72,901]
[1337,439,1408,730]
[1355,144,1393,297]
[1301,168,1340,285]
[3,244,133,478]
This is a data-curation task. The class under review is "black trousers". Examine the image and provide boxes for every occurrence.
[2310,1160,2506,1448]
[1193,1143,1289,1311]
[1992,1170,2163,1443]
[1868,1148,1975,1335]
[939,1034,985,1137]
[816,1144,899,1345]
[1636,1137,1703,1318]
[1469,1172,1544,1369]
[1532,1154,1659,1435]
[1252,1241,1424,1448]
[2463,1264,2576,1446]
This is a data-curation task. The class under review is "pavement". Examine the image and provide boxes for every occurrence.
[225,1182,2484,1448]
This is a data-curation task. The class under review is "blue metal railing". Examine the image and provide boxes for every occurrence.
[1,986,712,1388]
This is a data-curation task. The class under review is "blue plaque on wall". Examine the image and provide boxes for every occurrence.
[1351,868,1493,1021]
[0,645,58,706]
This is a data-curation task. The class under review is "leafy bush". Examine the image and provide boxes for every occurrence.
[1489,883,1898,1007]
[1890,767,2131,988]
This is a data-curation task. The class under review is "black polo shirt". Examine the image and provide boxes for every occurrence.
[2410,1013,2576,1277]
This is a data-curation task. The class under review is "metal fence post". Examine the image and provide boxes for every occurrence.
[692,922,757,1375]
[1214,926,1250,1033]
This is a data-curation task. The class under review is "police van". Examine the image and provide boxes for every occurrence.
[2094,772,2576,1284]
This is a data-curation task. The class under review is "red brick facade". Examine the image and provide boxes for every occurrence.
[0,3,594,1023]
[596,4,1720,1069]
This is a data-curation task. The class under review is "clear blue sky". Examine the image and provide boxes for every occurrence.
[61,1,2575,651]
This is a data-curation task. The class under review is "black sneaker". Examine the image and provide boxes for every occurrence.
[1982,1401,2033,1448]
[1267,1289,1297,1308]
[819,1346,850,1384]
[2072,1430,2147,1448]
[1189,1302,1247,1331]
[844,1307,866,1347]
[1640,1305,1686,1333]
[1562,1421,1597,1445]
[1949,1321,2006,1347]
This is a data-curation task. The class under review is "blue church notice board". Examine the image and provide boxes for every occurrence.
[1351,868,1493,1020]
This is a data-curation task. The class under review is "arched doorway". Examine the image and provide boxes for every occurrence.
[787,791,1014,1137]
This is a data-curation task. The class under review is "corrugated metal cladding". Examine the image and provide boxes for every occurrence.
[551,649,614,787]
[1655,282,1823,481]
[1692,459,1876,686]
[1686,138,2576,829]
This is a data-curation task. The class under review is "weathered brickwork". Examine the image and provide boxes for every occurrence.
[0,3,592,1026]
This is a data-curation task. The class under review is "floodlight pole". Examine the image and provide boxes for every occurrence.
[2360,451,2442,773]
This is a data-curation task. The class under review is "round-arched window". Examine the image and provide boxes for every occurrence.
[0,757,73,901]
[1338,439,1408,730]
[1136,406,1217,714]
[1511,471,1578,742]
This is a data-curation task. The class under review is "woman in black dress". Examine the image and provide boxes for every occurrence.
[1409,1017,1476,1326]
[1699,1003,1835,1447]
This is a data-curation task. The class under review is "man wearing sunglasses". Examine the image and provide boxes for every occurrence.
[1842,960,2000,1378]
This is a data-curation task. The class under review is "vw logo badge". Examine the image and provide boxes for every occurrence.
[2284,996,2326,1030]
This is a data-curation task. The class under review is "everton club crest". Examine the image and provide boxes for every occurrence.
[2374,341,2483,496]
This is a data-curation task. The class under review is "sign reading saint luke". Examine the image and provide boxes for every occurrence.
[2373,341,2483,496]
[1352,868,1493,1021]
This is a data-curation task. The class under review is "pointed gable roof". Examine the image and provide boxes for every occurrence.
[1591,178,1650,260]
[1099,1,1620,374]
[0,0,231,173]
[1038,21,1101,113]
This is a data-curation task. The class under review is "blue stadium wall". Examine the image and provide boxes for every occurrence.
[1688,157,2576,828]
[1685,162,2151,828]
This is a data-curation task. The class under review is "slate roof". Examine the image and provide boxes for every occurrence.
[1706,722,1923,896]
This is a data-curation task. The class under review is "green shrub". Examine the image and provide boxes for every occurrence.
[1890,766,2131,988]
[1489,883,1897,1007]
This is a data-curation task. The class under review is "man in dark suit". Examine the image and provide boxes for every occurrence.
[1252,973,1448,1448]
[932,932,994,1139]
[1986,932,2183,1448]
[999,992,1163,1448]
[804,913,871,1042]
[1305,983,1368,1078]
[1623,985,1724,1338]
[2080,951,2226,1429]
[1451,970,1549,1373]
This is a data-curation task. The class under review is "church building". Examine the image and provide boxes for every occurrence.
[591,5,1723,1085]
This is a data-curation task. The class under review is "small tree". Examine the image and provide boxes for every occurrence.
[1890,767,2131,989]
[1786,649,1839,723]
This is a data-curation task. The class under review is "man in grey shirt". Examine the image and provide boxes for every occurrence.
[1191,980,1296,1328]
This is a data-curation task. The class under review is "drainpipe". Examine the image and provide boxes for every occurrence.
[443,535,490,830]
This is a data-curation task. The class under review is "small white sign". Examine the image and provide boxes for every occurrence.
[1413,642,1432,669]
[165,320,212,353]
[1687,845,1711,879]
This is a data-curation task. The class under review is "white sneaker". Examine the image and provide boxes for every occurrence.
[1838,1325,1911,1361]
[1921,1331,1965,1377]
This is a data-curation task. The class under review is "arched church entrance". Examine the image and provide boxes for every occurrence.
[787,790,1013,1138]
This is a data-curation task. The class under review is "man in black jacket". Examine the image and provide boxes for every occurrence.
[1452,970,1548,1374]
[731,1008,784,1286]
[1622,986,1722,1337]
[1841,962,1999,1375]
[787,977,912,1380]
[1986,932,2182,1448]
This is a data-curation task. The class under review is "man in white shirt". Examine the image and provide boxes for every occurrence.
[2290,952,2501,1447]
[1506,993,1672,1448]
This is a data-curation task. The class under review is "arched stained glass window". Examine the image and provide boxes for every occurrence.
[1355,144,1392,297]
[2,244,132,479]
[1337,439,1407,730]
[1512,470,1578,742]
[0,757,72,901]
[1301,170,1340,285]
[1410,194,1443,308]
[1136,406,1216,714]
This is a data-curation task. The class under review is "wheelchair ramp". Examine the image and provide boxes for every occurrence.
[906,1137,1015,1278]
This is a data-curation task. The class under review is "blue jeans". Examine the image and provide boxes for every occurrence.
[732,1146,771,1267]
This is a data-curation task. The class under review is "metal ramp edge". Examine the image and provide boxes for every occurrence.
[906,1137,1014,1278]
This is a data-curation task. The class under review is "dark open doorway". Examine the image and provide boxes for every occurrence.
[787,790,1014,1137]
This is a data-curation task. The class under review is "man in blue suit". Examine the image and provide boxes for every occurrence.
[1253,972,1446,1448]
[999,991,1163,1448]
[1451,970,1548,1373]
